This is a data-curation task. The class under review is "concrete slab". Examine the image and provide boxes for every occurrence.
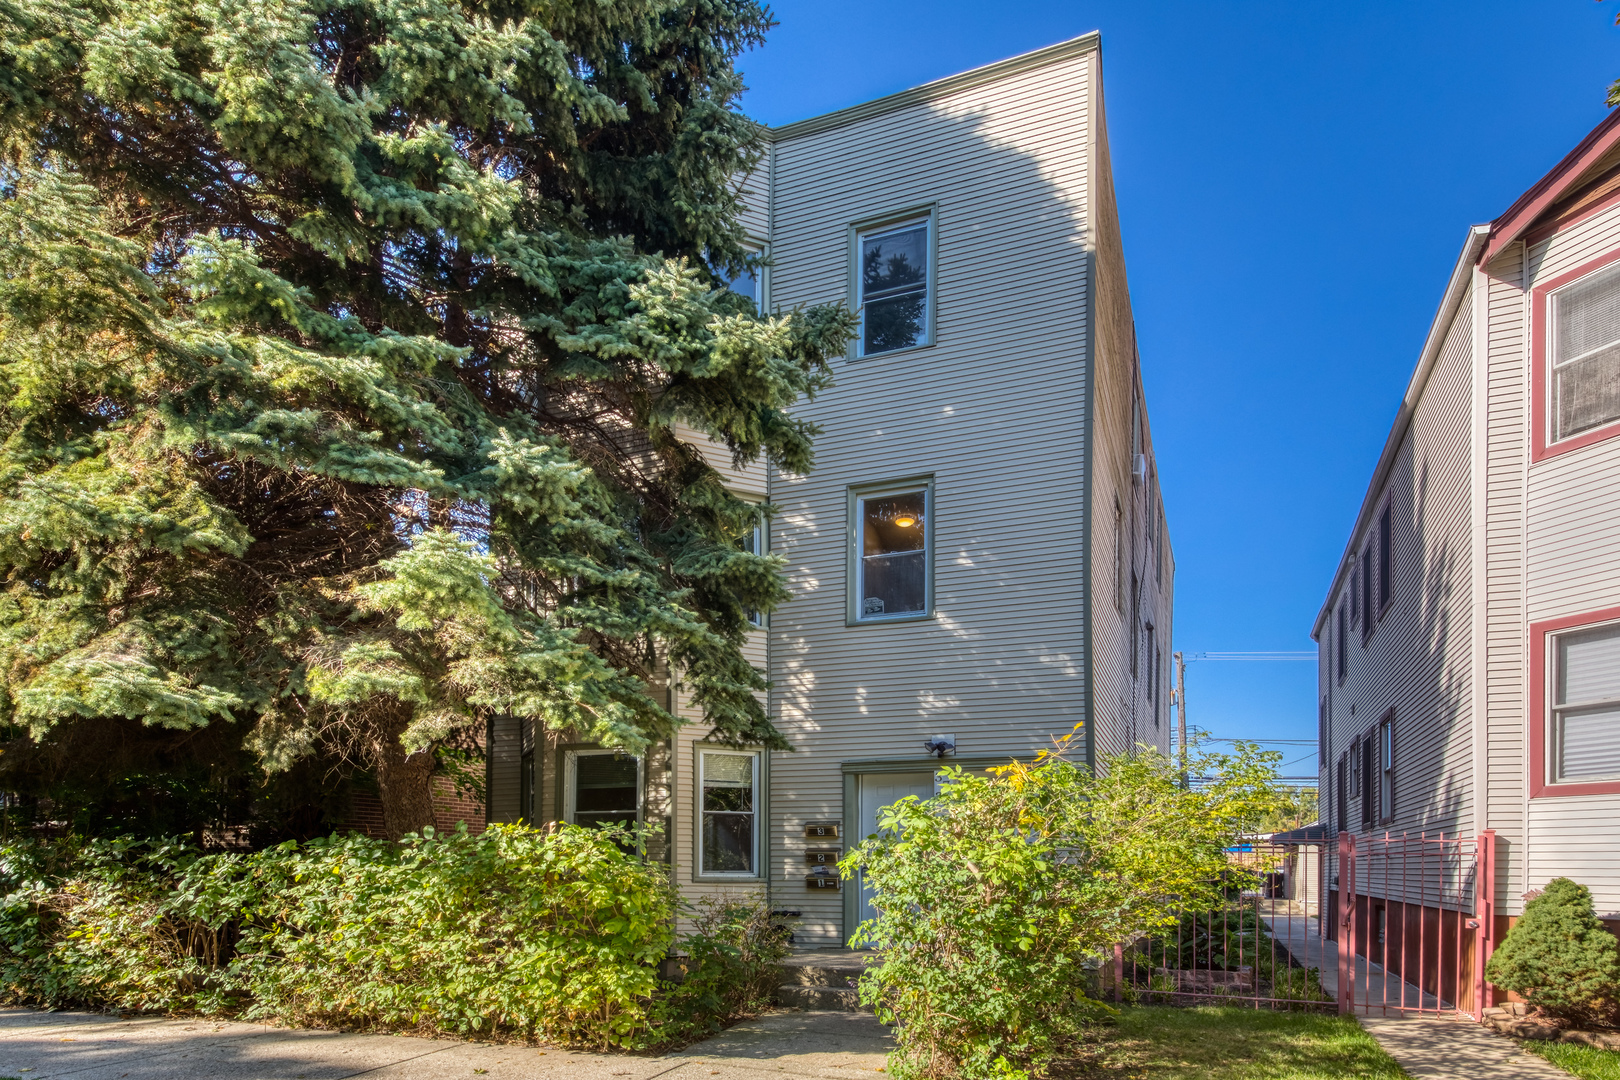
[0,1008,894,1080]
[1359,1015,1574,1079]
[669,1011,893,1078]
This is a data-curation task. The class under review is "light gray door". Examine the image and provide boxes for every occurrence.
[855,771,936,934]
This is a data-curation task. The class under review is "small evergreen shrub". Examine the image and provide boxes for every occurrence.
[1486,877,1620,1026]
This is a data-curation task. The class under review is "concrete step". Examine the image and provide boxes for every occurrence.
[776,983,869,1012]
[777,948,873,988]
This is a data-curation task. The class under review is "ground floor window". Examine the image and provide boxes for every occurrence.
[1551,621,1620,783]
[699,749,758,875]
[564,750,641,829]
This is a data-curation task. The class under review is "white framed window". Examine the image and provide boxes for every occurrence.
[1549,261,1620,442]
[851,481,931,622]
[721,246,764,311]
[856,216,931,357]
[698,749,759,876]
[563,749,642,829]
[1549,621,1620,784]
[738,513,765,627]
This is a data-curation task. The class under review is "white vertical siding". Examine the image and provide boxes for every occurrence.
[1482,242,1528,913]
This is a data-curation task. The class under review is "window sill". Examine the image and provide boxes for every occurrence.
[1529,779,1620,799]
[851,340,936,363]
[848,612,935,628]
[692,872,764,883]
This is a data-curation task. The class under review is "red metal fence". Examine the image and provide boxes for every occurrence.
[1332,830,1496,1018]
[1105,830,1498,1019]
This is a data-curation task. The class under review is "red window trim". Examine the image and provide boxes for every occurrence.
[1531,248,1620,463]
[1528,605,1620,799]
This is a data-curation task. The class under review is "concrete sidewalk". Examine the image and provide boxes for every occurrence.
[1359,1015,1573,1079]
[0,1007,894,1079]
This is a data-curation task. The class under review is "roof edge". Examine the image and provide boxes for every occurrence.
[1481,109,1620,266]
[1312,224,1490,638]
[766,31,1101,143]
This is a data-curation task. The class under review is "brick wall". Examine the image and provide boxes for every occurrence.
[337,776,486,838]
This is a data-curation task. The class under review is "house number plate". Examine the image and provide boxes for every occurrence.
[805,848,841,865]
[804,822,839,839]
[805,874,841,890]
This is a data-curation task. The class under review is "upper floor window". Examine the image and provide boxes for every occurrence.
[1336,601,1347,683]
[852,481,931,622]
[738,513,764,627]
[699,749,759,876]
[857,217,931,356]
[718,244,762,311]
[1550,261,1620,443]
[1360,546,1374,641]
[1550,621,1620,784]
[1377,505,1392,613]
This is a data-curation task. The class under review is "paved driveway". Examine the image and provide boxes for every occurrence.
[0,1008,891,1080]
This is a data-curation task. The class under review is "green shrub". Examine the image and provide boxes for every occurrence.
[1486,878,1620,1025]
[232,824,678,1046]
[655,895,791,1041]
[839,732,1283,1080]
[0,824,710,1048]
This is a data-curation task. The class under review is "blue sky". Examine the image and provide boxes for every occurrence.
[736,1,1620,768]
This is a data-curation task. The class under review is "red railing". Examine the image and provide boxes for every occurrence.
[1104,830,1500,1020]
[1333,830,1497,1018]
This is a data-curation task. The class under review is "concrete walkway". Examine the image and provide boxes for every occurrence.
[1359,1016,1573,1079]
[0,1007,894,1079]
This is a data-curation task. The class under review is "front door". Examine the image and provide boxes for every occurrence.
[854,771,936,937]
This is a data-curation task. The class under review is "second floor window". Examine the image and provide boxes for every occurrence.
[858,218,931,356]
[1378,505,1392,612]
[738,515,764,627]
[1550,621,1620,784]
[1550,261,1620,442]
[855,485,929,621]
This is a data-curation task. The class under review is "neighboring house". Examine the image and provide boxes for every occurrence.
[482,32,1174,948]
[1313,110,1620,943]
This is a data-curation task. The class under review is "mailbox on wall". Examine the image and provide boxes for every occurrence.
[803,822,842,889]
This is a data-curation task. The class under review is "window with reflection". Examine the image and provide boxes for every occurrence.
[858,219,930,356]
[699,750,758,875]
[1550,261,1620,441]
[738,515,764,627]
[722,258,759,310]
[856,488,928,620]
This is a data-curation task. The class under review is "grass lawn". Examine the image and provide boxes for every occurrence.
[1071,1006,1410,1079]
[1520,1039,1620,1080]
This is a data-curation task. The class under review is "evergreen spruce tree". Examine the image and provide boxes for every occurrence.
[0,0,852,836]
[1485,877,1620,1024]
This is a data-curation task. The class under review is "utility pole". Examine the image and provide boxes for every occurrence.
[1173,651,1188,788]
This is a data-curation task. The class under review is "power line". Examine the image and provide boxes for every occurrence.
[1186,651,1315,661]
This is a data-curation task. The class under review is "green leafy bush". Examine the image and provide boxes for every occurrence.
[656,896,791,1040]
[839,731,1283,1080]
[1486,878,1620,1026]
[0,824,758,1048]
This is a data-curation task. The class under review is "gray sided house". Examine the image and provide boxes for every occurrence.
[1315,109,1620,941]
[487,32,1174,947]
